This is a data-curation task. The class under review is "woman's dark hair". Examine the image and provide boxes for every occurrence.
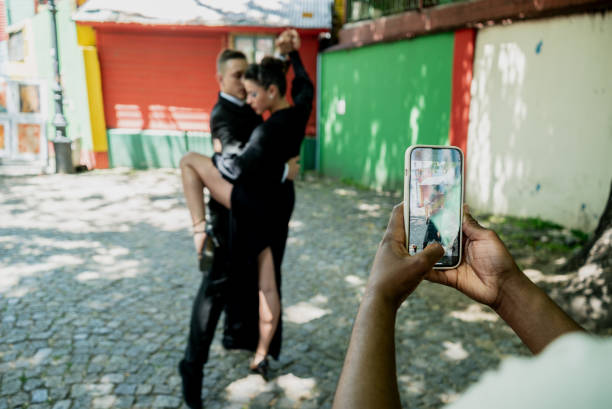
[244,57,289,96]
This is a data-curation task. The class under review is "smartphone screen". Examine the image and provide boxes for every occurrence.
[406,146,463,268]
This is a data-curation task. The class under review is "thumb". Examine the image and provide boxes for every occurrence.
[462,204,489,240]
[412,243,444,274]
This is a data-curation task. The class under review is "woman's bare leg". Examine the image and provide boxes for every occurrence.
[179,152,232,253]
[251,246,280,368]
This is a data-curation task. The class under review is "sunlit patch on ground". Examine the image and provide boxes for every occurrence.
[524,269,574,284]
[224,374,268,404]
[284,295,331,324]
[450,304,499,323]
[333,188,357,197]
[224,373,317,406]
[344,274,365,287]
[442,341,469,361]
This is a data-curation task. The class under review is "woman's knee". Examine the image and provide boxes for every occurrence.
[180,152,207,170]
[179,152,195,169]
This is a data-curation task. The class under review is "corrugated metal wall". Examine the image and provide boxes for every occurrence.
[97,29,224,133]
[96,28,319,136]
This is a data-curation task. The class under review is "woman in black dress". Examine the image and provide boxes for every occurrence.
[179,30,313,375]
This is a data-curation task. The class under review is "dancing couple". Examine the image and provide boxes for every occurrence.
[178,29,313,409]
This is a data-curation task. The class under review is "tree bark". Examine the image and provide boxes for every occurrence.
[563,179,612,272]
[555,180,612,331]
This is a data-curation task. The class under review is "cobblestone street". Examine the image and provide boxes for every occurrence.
[0,169,531,409]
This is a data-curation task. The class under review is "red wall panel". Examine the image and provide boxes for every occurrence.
[286,34,319,136]
[97,30,224,132]
[0,0,7,42]
[97,28,320,136]
[449,29,476,164]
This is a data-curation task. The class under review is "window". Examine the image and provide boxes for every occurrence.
[8,30,25,62]
[19,84,41,114]
[234,35,275,63]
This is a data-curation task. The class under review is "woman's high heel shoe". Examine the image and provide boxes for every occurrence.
[250,358,269,381]
[194,227,216,273]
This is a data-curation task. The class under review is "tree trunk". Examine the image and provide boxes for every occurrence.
[555,180,612,331]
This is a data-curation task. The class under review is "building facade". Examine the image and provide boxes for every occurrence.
[318,0,612,230]
[74,0,332,169]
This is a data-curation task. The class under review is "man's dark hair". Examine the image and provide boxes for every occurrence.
[243,57,289,96]
[217,49,247,73]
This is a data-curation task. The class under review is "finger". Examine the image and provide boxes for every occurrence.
[418,243,444,269]
[425,268,457,287]
[383,203,406,244]
[462,204,489,240]
[408,243,444,276]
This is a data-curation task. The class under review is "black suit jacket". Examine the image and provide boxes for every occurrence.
[207,95,264,353]
[211,95,262,181]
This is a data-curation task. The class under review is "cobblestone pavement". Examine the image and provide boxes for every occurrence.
[0,169,534,409]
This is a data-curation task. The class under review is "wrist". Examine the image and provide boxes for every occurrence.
[363,286,401,314]
[494,268,538,317]
[492,266,584,354]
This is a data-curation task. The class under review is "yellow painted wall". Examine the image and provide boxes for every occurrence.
[466,12,612,231]
[334,0,345,23]
[77,23,107,153]
[81,45,107,152]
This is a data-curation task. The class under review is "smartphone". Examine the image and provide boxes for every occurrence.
[404,145,464,269]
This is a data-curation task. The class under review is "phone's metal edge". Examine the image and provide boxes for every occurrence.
[404,145,417,247]
[404,144,464,270]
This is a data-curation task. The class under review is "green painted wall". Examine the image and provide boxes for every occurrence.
[108,129,317,171]
[319,33,454,190]
[31,1,93,151]
[108,130,214,169]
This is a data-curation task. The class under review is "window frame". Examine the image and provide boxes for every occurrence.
[230,33,276,64]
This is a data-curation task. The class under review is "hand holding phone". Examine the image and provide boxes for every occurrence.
[404,145,464,269]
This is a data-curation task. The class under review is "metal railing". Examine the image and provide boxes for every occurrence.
[346,0,459,23]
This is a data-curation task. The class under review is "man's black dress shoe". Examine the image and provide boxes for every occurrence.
[178,359,203,409]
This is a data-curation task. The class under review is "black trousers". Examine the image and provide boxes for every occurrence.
[182,199,231,368]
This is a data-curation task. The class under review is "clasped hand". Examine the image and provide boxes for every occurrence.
[276,29,300,55]
[367,203,522,311]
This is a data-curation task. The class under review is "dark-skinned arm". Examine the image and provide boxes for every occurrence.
[333,204,444,409]
[426,205,584,354]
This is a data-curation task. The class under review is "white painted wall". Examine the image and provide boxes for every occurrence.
[467,12,612,231]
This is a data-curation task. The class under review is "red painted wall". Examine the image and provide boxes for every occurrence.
[286,34,319,136]
[449,29,476,162]
[0,0,7,42]
[98,29,224,132]
[97,27,320,135]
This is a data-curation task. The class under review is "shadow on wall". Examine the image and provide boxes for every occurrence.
[467,14,612,231]
[320,34,454,191]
